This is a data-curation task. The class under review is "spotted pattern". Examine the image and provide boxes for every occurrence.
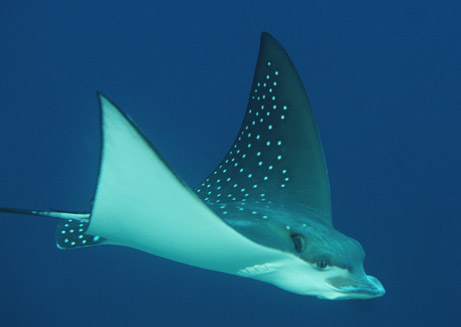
[195,60,291,222]
[55,220,105,249]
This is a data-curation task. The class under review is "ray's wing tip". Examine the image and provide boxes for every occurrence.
[260,32,282,47]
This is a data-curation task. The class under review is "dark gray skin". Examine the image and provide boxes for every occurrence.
[208,201,383,298]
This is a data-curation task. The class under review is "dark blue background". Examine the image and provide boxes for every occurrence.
[0,1,459,326]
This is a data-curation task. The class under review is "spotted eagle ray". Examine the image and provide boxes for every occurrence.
[0,33,384,300]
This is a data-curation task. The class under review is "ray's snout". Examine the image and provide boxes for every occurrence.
[326,274,385,299]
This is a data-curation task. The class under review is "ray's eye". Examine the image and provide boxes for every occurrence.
[290,234,305,253]
[316,259,328,269]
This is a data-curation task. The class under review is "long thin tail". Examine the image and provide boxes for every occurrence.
[0,207,90,223]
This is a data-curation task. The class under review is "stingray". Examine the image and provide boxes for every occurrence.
[0,33,384,300]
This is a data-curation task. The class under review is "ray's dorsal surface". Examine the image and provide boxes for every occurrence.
[0,32,385,300]
[195,33,331,252]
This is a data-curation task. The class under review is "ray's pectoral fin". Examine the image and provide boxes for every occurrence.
[55,220,107,249]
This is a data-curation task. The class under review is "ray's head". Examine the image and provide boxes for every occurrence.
[275,220,385,300]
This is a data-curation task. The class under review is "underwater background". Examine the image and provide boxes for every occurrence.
[0,0,459,326]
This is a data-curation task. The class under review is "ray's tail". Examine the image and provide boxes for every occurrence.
[0,207,90,222]
[0,207,107,249]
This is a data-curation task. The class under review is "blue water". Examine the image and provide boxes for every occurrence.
[0,1,459,326]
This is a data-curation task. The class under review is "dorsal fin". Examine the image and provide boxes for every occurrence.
[196,32,331,225]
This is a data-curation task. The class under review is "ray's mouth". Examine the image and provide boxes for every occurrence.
[327,275,385,299]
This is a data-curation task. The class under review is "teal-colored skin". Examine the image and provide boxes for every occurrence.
[0,33,384,300]
[195,33,384,299]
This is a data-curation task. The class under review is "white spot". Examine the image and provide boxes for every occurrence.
[277,155,282,160]
[272,96,276,101]
[285,225,291,231]
[266,75,270,79]
[61,231,66,234]
[260,193,266,197]
[93,236,100,242]
[252,211,257,215]
[253,184,258,188]
[282,169,287,174]
[266,141,271,146]
[268,125,273,130]
[82,240,87,244]
[258,161,263,166]
[281,115,285,120]
[277,141,282,146]
[262,215,268,219]
[233,184,238,188]
[64,239,69,243]
[267,62,271,66]
[273,81,277,86]
[71,242,76,246]
[281,184,286,188]
[269,88,273,93]
[273,105,277,109]
[248,143,252,148]
[70,229,74,233]
[78,235,83,239]
[275,71,279,75]
[266,112,270,116]
[240,168,244,172]
[283,105,287,110]
[261,105,265,109]
[260,118,264,123]
[248,173,253,178]
[257,152,261,156]
[264,176,268,180]
[268,165,273,170]
[285,177,290,181]
[242,154,246,158]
